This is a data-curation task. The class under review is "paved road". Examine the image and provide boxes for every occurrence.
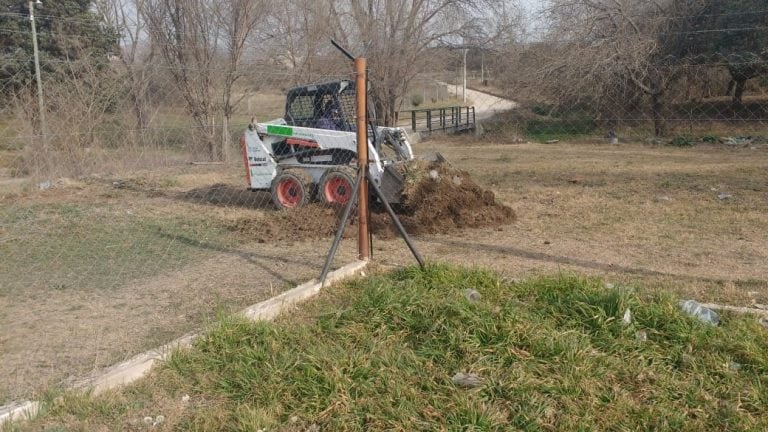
[442,82,518,120]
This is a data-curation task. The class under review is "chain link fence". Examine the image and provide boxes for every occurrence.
[468,4,768,146]
[0,15,374,402]
[3,3,768,410]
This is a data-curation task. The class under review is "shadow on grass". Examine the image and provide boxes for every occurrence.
[428,238,725,283]
[160,232,329,286]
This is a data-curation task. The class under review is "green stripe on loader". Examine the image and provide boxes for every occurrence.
[267,125,293,136]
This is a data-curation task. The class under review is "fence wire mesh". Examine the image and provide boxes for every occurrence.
[2,2,768,410]
[0,23,367,402]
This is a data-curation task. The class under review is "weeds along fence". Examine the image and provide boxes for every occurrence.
[477,64,768,145]
[474,49,768,145]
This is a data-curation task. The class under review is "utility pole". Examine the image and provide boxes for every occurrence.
[481,51,485,86]
[29,0,47,137]
[462,48,467,103]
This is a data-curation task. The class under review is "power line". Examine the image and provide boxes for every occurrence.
[3,7,768,25]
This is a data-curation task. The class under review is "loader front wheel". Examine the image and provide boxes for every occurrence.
[319,167,356,207]
[271,169,314,210]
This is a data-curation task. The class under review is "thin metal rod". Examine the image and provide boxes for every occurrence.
[320,169,363,285]
[365,170,425,268]
[331,39,355,61]
[29,1,46,137]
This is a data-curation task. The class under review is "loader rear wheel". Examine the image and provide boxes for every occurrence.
[319,167,356,207]
[271,169,314,210]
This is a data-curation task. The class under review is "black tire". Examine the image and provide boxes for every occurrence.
[318,166,357,207]
[270,169,315,210]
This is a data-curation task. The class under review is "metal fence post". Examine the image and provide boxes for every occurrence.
[411,110,417,132]
[427,110,432,132]
[355,57,370,260]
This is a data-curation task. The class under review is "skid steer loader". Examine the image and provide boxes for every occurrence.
[241,80,415,209]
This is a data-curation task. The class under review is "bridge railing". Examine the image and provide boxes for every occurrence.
[395,106,476,135]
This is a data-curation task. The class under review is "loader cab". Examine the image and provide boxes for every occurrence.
[284,80,357,131]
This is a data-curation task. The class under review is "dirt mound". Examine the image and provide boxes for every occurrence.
[227,160,515,242]
[371,160,515,237]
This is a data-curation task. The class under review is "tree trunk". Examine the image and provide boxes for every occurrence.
[649,90,666,137]
[221,114,230,162]
[733,79,746,107]
[207,116,217,161]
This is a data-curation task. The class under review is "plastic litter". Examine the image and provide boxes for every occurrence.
[463,289,481,302]
[679,300,720,326]
[622,308,632,325]
[452,372,483,388]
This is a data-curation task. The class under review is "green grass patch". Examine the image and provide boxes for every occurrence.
[0,202,237,296]
[668,135,697,147]
[524,117,598,142]
[13,265,768,431]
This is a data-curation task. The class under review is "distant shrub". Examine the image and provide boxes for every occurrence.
[531,104,553,116]
[411,94,424,107]
[668,135,696,147]
[524,117,597,139]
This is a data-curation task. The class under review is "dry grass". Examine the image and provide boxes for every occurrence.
[394,138,768,306]
[0,162,358,405]
[2,136,767,410]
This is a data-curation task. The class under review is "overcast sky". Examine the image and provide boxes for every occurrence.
[520,0,545,12]
[518,0,547,40]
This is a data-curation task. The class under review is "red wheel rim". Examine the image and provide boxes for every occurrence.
[324,175,352,205]
[276,177,302,208]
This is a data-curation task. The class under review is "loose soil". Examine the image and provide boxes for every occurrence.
[228,160,516,242]
[388,160,516,236]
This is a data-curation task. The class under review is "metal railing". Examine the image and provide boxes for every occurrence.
[395,106,476,135]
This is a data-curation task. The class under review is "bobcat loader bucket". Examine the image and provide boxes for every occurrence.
[379,163,406,204]
[377,153,448,204]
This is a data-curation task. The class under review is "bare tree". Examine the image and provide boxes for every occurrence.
[326,0,507,126]
[512,0,692,136]
[269,0,333,85]
[142,0,268,161]
[96,0,154,132]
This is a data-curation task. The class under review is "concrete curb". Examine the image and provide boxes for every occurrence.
[700,303,768,316]
[0,401,39,425]
[0,260,368,426]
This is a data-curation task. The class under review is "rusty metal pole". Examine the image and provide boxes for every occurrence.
[355,57,370,260]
